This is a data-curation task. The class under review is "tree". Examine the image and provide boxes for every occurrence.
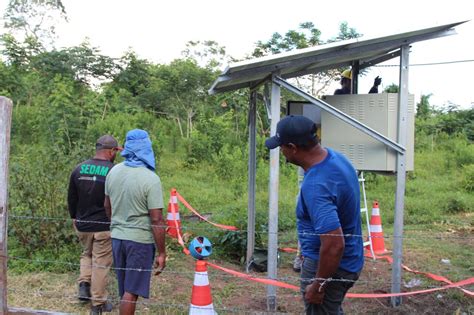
[46,74,81,150]
[384,83,399,93]
[153,59,217,138]
[3,0,67,49]
[252,22,321,57]
[63,40,118,85]
[181,40,234,70]
[0,33,43,68]
[111,51,152,97]
[416,93,432,120]
[251,21,362,97]
[327,22,361,43]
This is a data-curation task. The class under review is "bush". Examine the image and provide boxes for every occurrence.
[213,144,246,179]
[460,164,474,192]
[184,130,212,166]
[444,194,469,214]
[8,144,83,259]
[452,139,474,167]
[215,227,264,264]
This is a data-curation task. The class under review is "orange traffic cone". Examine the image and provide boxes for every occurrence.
[166,188,182,238]
[366,201,389,255]
[189,260,216,315]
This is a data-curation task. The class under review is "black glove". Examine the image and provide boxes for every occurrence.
[374,76,382,87]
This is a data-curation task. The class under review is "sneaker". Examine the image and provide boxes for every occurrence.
[293,255,302,273]
[90,301,113,314]
[78,282,91,301]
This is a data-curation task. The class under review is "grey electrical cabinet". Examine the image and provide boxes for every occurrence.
[321,93,414,172]
[288,93,415,172]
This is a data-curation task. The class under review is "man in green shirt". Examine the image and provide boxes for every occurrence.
[104,129,166,315]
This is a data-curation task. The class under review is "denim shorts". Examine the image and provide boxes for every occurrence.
[300,257,360,315]
[112,238,155,298]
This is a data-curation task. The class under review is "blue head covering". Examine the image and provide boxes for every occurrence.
[121,129,156,171]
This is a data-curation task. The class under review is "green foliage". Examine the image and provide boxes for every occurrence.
[327,21,362,43]
[47,74,82,150]
[444,194,469,214]
[460,164,474,192]
[184,111,244,166]
[183,130,211,166]
[433,105,474,140]
[383,84,399,93]
[8,235,80,273]
[216,231,248,263]
[8,143,85,259]
[3,0,67,47]
[416,93,432,120]
[22,42,118,86]
[1,33,43,67]
[253,21,323,57]
[450,137,474,167]
[182,40,231,70]
[110,52,152,98]
[213,144,245,179]
[215,228,264,264]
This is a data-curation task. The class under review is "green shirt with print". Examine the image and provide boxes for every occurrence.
[105,162,164,244]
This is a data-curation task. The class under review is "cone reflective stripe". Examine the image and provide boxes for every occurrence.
[366,201,388,254]
[166,196,180,221]
[167,188,182,238]
[190,260,216,315]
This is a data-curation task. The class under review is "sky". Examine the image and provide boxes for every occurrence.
[1,0,473,109]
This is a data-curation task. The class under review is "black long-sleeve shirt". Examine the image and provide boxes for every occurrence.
[67,158,114,232]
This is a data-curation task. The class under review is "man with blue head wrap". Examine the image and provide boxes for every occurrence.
[104,129,166,315]
[120,129,156,171]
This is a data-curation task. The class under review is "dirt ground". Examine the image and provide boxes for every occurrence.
[6,247,474,315]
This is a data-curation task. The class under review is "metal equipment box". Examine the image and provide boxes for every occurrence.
[288,93,415,172]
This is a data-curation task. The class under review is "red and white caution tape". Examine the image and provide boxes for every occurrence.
[170,200,190,255]
[364,252,474,297]
[204,256,474,298]
[176,191,238,231]
[346,277,474,298]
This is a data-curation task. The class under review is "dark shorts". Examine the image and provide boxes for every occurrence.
[112,238,155,299]
[300,257,360,315]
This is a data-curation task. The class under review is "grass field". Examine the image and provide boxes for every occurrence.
[7,224,474,314]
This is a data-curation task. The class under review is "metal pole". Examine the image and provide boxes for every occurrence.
[246,90,257,272]
[391,45,409,307]
[352,61,360,94]
[267,75,280,311]
[0,96,13,314]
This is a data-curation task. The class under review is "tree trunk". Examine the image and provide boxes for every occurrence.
[176,117,184,138]
[101,101,108,120]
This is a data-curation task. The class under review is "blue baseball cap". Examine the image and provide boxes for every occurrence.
[265,115,317,149]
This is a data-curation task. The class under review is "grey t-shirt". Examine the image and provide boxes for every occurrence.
[105,162,164,244]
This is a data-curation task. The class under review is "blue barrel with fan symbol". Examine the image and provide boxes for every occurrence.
[189,236,212,260]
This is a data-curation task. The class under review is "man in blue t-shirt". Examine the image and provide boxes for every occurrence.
[265,115,363,314]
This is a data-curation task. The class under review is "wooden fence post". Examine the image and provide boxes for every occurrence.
[0,96,13,314]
